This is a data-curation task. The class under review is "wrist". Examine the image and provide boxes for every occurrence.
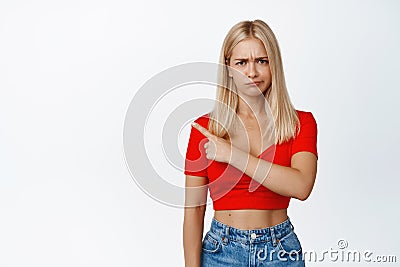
[228,146,248,169]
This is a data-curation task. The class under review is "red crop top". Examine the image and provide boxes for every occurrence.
[184,110,318,210]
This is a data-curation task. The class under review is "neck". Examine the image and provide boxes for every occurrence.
[237,94,268,118]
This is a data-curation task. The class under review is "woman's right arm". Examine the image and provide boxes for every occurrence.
[183,175,208,267]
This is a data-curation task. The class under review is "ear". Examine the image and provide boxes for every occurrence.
[225,61,233,78]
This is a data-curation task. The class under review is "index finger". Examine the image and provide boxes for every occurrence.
[192,122,214,139]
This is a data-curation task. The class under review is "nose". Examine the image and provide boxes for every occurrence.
[246,61,257,78]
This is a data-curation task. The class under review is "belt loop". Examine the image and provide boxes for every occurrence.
[270,227,277,247]
[222,225,229,245]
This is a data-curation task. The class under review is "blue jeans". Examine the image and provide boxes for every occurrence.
[201,216,305,266]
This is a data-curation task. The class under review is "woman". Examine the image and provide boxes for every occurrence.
[183,19,318,266]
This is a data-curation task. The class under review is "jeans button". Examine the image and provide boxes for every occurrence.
[251,233,257,239]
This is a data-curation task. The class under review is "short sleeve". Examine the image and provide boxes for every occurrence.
[184,116,210,177]
[291,111,318,159]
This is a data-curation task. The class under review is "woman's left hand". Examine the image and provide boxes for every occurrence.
[192,122,232,163]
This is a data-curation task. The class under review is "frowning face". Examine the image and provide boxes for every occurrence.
[227,38,272,97]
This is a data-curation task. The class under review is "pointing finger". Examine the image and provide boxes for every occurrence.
[192,122,214,138]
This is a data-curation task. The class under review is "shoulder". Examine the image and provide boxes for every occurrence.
[295,110,317,125]
[193,113,211,128]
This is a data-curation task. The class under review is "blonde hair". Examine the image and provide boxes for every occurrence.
[208,19,299,144]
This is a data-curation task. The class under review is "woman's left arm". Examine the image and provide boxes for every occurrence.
[192,122,318,201]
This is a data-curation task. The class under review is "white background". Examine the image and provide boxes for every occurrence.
[1,0,399,266]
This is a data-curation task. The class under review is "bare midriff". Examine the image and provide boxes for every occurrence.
[214,209,288,230]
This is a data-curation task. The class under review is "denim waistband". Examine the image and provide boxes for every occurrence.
[210,216,294,245]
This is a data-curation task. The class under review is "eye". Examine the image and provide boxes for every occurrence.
[235,61,245,66]
[258,59,269,64]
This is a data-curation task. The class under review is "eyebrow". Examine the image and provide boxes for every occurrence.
[233,56,269,61]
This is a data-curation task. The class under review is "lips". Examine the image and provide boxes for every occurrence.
[246,81,262,86]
